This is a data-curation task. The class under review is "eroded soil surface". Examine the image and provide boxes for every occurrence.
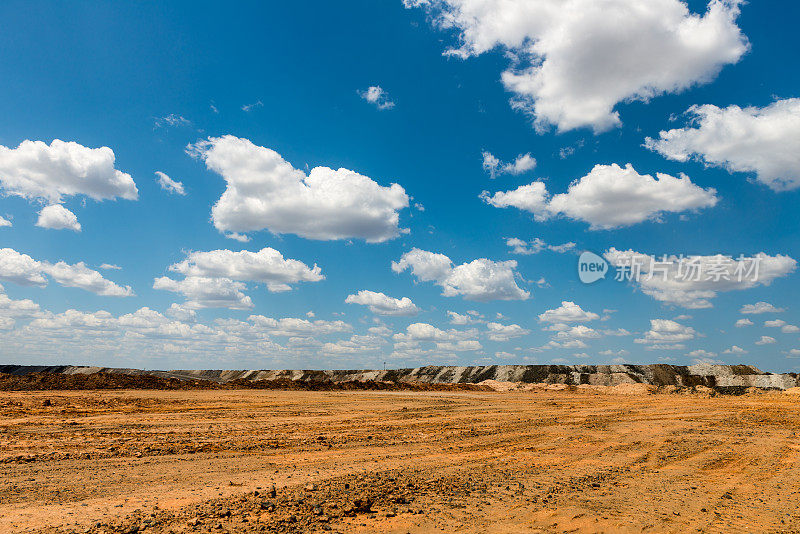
[2,389,800,533]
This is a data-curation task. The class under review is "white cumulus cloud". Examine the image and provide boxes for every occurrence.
[645,98,800,191]
[166,248,323,292]
[393,322,481,352]
[154,247,323,309]
[154,276,252,310]
[722,345,747,354]
[0,139,138,203]
[538,301,599,324]
[392,248,530,301]
[447,310,484,325]
[406,0,748,132]
[482,151,536,178]
[482,163,717,229]
[740,302,785,314]
[486,322,529,341]
[36,204,81,232]
[188,135,409,242]
[345,290,420,316]
[0,248,133,297]
[635,319,696,345]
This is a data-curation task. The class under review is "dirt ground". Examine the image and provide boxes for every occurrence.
[2,388,800,533]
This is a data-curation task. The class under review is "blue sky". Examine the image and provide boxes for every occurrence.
[0,0,798,371]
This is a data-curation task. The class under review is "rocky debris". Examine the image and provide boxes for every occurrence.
[42,469,487,534]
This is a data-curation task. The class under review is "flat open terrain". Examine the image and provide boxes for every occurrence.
[2,388,800,533]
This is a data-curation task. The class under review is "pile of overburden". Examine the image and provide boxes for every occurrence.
[0,372,489,392]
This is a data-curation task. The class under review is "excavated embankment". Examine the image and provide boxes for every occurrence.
[1,364,798,391]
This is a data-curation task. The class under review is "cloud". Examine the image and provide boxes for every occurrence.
[544,339,589,349]
[345,290,420,316]
[0,248,133,296]
[740,302,785,314]
[406,0,747,132]
[0,139,138,204]
[604,249,797,308]
[602,328,631,337]
[447,310,484,325]
[482,163,717,229]
[486,322,529,341]
[44,261,134,297]
[765,319,786,328]
[599,349,629,357]
[166,248,323,292]
[735,318,753,327]
[241,101,263,112]
[358,86,395,110]
[722,345,747,354]
[0,283,41,321]
[635,319,696,346]
[166,303,197,323]
[0,249,47,286]
[154,247,323,309]
[481,182,549,220]
[155,172,186,196]
[35,204,81,232]
[99,264,121,270]
[505,237,575,255]
[687,349,716,358]
[320,334,388,356]
[245,315,351,337]
[188,135,409,242]
[538,301,599,324]
[392,248,529,301]
[481,152,500,178]
[645,98,800,191]
[393,322,481,351]
[755,335,776,345]
[0,216,11,228]
[783,325,800,334]
[482,151,536,178]
[0,294,387,365]
[154,276,252,310]
[154,114,191,128]
[554,325,601,340]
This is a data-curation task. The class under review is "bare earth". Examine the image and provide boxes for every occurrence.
[2,389,800,533]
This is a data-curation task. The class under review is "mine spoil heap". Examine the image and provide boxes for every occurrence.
[1,364,797,392]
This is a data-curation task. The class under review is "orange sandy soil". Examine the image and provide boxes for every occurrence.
[2,389,800,533]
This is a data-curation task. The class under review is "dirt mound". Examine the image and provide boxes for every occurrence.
[609,383,656,395]
[0,372,490,392]
[478,379,539,392]
[0,372,217,391]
